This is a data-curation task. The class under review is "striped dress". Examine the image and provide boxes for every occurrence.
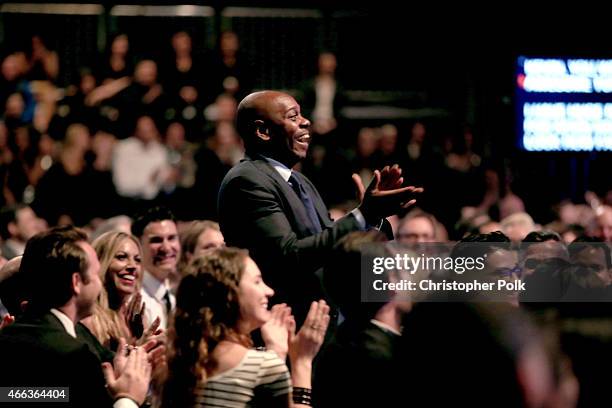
[193,349,292,407]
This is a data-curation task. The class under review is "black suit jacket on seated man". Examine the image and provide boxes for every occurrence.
[0,226,150,408]
[218,91,419,322]
[0,312,115,408]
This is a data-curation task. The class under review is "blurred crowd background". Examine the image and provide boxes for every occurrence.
[0,4,611,408]
[0,3,609,241]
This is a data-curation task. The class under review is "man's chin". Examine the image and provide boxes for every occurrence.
[150,266,175,281]
[292,149,308,161]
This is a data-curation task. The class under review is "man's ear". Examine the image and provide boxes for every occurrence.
[72,272,82,295]
[7,221,18,238]
[254,119,270,141]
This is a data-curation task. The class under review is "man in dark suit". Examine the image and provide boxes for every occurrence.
[0,226,150,408]
[218,90,420,322]
[314,231,408,408]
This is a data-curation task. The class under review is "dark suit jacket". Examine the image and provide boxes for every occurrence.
[218,154,362,321]
[313,319,401,408]
[0,312,115,407]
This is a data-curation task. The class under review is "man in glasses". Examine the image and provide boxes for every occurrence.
[520,231,569,277]
[450,231,522,306]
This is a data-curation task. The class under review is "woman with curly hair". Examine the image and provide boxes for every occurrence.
[164,247,329,407]
[83,231,154,348]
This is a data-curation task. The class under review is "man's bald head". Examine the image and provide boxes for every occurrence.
[236,91,287,138]
[236,90,311,166]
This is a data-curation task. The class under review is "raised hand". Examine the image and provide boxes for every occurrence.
[102,343,151,406]
[261,303,292,361]
[122,292,145,341]
[135,316,163,347]
[352,164,407,202]
[379,164,404,190]
[359,168,423,225]
[289,300,330,365]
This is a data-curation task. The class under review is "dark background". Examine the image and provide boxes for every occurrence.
[1,2,609,224]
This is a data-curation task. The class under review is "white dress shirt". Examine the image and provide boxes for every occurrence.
[112,137,171,200]
[140,270,175,330]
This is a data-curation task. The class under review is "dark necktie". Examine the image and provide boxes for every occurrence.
[162,290,172,314]
[289,172,322,233]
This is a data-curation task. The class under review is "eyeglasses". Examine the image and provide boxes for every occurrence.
[576,263,606,273]
[524,258,545,270]
[496,265,523,278]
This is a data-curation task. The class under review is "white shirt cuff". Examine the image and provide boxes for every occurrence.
[114,398,139,408]
[351,208,385,230]
[351,208,367,230]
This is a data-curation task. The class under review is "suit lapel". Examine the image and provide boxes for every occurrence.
[247,156,323,235]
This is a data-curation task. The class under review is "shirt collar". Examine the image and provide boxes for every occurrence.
[142,270,171,301]
[263,156,292,183]
[370,318,402,336]
[50,308,77,338]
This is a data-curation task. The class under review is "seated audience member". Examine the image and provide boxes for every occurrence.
[450,231,521,305]
[520,236,610,303]
[520,231,569,277]
[132,206,181,330]
[316,231,410,407]
[176,220,224,284]
[395,208,437,244]
[596,205,612,242]
[0,226,151,407]
[560,224,585,244]
[83,231,159,348]
[0,203,43,259]
[0,255,111,364]
[112,115,173,202]
[479,219,503,234]
[90,215,132,242]
[163,247,329,407]
[501,212,536,243]
[568,236,612,286]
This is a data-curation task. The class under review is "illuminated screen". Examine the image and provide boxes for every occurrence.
[516,56,612,151]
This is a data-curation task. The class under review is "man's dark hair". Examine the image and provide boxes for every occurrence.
[568,236,611,269]
[20,225,89,313]
[131,206,176,238]
[0,204,28,240]
[521,230,562,251]
[451,231,511,260]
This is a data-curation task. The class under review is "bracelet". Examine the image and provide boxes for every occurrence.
[292,387,312,406]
